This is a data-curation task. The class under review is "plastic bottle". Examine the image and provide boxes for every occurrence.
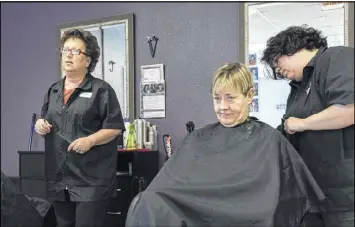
[126,124,137,149]
[136,119,143,149]
[152,125,158,150]
[123,119,130,148]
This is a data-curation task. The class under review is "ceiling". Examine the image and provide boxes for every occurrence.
[248,2,346,52]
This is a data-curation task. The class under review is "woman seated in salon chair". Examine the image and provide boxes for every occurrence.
[125,62,326,227]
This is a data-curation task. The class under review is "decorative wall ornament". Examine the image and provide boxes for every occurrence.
[146,34,159,58]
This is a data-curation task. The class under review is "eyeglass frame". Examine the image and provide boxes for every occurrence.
[60,47,88,56]
[271,53,297,79]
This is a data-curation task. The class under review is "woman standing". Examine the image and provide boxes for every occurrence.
[261,25,354,226]
[35,29,125,227]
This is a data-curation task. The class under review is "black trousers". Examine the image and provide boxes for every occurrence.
[52,190,110,227]
[301,211,354,227]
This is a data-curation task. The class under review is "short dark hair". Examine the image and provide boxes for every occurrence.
[261,25,328,79]
[61,29,100,73]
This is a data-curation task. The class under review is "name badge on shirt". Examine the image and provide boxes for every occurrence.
[79,92,92,98]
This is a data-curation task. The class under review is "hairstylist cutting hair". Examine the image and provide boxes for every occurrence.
[261,25,354,227]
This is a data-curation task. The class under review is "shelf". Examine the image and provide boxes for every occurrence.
[117,148,153,152]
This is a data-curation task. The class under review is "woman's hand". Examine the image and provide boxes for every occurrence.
[35,119,52,135]
[284,117,306,134]
[67,137,95,154]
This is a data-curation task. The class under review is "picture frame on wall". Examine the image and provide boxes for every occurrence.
[140,64,166,118]
[249,98,259,112]
[254,82,258,97]
[249,66,258,80]
[58,14,135,121]
[248,53,257,66]
[140,64,164,83]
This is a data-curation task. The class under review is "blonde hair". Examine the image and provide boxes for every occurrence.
[211,62,254,96]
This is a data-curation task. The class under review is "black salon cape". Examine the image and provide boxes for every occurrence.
[126,119,326,227]
[1,170,44,227]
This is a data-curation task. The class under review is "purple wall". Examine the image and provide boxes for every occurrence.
[1,2,242,176]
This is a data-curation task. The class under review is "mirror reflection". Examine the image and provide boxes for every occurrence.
[245,2,348,128]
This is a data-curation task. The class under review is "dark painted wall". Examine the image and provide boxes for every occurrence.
[1,2,242,176]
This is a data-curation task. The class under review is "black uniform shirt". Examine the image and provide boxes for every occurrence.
[41,73,125,202]
[283,46,354,212]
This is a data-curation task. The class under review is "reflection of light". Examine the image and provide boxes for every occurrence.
[251,2,291,10]
[117,66,126,118]
[320,2,344,11]
[122,66,128,119]
[249,7,258,15]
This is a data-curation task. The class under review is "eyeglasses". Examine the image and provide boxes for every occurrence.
[273,68,283,78]
[269,60,283,79]
[274,67,290,79]
[60,48,88,56]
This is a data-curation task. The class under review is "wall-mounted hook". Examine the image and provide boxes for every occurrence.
[108,60,116,72]
[146,34,159,58]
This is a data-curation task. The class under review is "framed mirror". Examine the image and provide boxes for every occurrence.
[240,2,354,128]
[58,13,135,121]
